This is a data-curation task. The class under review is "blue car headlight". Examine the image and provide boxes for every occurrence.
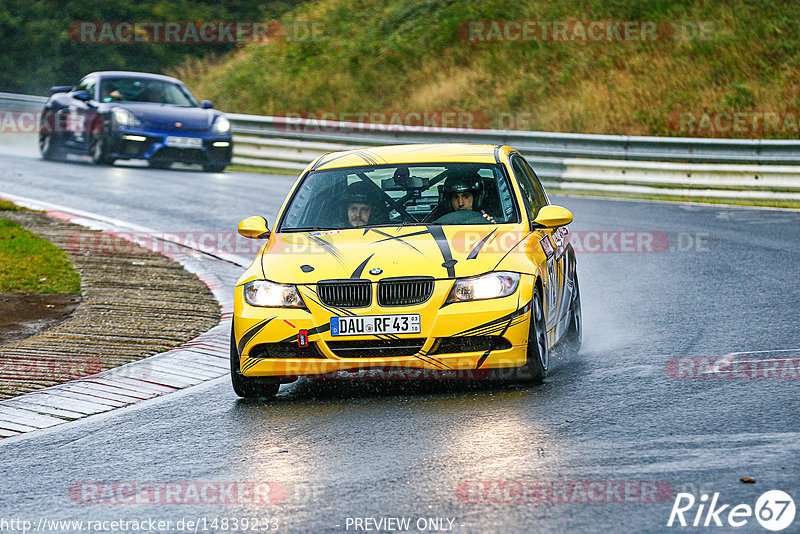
[445,272,521,303]
[212,116,230,134]
[111,107,141,127]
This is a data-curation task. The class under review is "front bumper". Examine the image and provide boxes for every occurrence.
[233,276,534,378]
[107,126,232,165]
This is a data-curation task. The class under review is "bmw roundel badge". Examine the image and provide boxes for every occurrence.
[369,267,383,275]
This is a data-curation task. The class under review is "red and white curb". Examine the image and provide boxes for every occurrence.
[0,192,247,439]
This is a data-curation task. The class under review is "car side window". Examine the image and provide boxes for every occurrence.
[521,158,549,207]
[511,155,543,222]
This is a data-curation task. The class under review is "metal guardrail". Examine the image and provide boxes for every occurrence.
[226,113,800,200]
[0,92,47,112]
[3,92,799,201]
[227,113,800,165]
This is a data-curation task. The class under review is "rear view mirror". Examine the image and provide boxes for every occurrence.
[201,100,214,109]
[238,216,270,239]
[72,90,91,101]
[533,205,573,228]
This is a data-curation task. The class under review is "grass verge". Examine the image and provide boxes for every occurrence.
[174,0,800,140]
[0,216,81,294]
[0,200,26,211]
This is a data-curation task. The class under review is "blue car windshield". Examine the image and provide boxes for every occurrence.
[99,78,198,106]
[279,163,521,231]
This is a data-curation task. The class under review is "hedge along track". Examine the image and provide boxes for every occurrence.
[0,208,221,400]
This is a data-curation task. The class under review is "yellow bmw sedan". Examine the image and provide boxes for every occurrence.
[231,144,581,397]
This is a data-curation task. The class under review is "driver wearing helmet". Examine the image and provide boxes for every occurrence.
[440,171,496,222]
[340,181,384,228]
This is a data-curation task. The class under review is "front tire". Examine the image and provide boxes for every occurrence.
[90,135,115,165]
[230,325,280,398]
[148,160,171,170]
[202,163,227,172]
[519,286,549,383]
[39,134,63,161]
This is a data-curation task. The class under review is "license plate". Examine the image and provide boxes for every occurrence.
[330,314,421,336]
[165,136,202,148]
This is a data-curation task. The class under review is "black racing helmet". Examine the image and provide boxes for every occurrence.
[439,170,485,211]
[340,180,383,208]
[338,180,388,224]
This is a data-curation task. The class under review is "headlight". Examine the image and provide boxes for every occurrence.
[445,272,521,303]
[244,280,305,308]
[111,107,140,127]
[213,116,230,133]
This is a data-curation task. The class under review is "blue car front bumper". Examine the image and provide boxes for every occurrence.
[107,125,232,165]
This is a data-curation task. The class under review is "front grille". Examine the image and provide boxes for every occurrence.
[152,147,207,162]
[430,336,512,355]
[120,139,150,156]
[317,279,371,307]
[248,342,325,359]
[377,277,434,306]
[326,338,426,358]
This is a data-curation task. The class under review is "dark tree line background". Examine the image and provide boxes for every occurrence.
[0,0,302,94]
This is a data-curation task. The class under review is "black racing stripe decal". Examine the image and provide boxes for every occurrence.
[466,229,498,260]
[241,357,262,372]
[360,149,387,165]
[354,150,379,166]
[237,317,276,355]
[302,291,357,318]
[368,228,426,254]
[414,355,444,369]
[453,300,532,337]
[419,353,452,369]
[427,225,456,278]
[476,303,522,369]
[308,235,347,266]
[350,254,374,279]
[475,348,493,370]
[314,151,353,169]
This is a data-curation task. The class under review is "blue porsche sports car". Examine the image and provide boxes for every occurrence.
[39,71,232,172]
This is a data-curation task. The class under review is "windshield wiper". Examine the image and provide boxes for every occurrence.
[284,226,337,233]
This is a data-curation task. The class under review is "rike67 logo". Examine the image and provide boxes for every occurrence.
[668,490,796,531]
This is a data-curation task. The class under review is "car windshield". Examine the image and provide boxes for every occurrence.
[279,163,520,232]
[98,78,198,106]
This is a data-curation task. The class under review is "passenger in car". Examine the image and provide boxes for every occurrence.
[440,172,496,222]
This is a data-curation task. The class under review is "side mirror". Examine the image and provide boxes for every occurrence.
[73,90,91,101]
[238,216,270,239]
[533,205,573,228]
[201,100,213,109]
[50,85,73,94]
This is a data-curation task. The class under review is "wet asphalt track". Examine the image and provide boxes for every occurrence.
[0,139,799,533]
